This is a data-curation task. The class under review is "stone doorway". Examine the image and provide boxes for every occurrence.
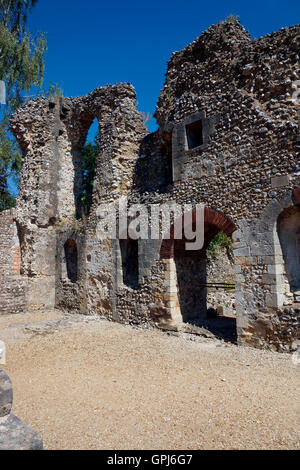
[160,208,237,342]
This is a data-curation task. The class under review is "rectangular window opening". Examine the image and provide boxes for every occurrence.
[186,120,203,150]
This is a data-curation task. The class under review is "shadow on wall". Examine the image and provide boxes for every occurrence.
[119,239,139,289]
[64,239,78,282]
[175,255,207,322]
[174,250,237,344]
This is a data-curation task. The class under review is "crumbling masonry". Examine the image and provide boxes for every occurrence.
[1,21,300,352]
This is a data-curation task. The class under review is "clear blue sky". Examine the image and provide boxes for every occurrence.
[7,0,300,195]
[27,0,300,133]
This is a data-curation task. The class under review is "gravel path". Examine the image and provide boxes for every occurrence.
[0,310,299,450]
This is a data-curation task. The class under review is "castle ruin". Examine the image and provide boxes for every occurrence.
[0,20,299,352]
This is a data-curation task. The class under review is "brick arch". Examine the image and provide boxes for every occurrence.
[160,207,237,259]
[203,208,237,236]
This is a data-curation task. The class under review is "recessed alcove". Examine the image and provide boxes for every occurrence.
[185,120,203,149]
[64,239,78,282]
[119,239,139,289]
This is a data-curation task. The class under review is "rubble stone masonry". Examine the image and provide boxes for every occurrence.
[0,20,299,352]
[0,210,26,315]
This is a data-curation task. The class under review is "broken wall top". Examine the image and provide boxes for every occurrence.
[156,20,300,126]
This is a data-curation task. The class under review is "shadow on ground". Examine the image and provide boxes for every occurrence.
[189,316,237,344]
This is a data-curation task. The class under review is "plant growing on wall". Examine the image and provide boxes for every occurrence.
[224,14,240,24]
[207,231,233,259]
[224,15,239,97]
[47,82,64,100]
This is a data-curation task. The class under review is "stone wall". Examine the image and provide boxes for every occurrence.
[234,191,300,350]
[6,20,300,352]
[206,247,236,316]
[150,20,299,350]
[0,210,26,315]
[10,84,147,314]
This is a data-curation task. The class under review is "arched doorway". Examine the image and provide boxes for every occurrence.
[160,207,237,341]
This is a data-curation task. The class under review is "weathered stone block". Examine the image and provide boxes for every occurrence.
[0,370,13,418]
[0,369,43,450]
[251,245,275,256]
[262,274,279,284]
[265,292,284,308]
[271,174,290,188]
[0,414,43,450]
[267,264,285,275]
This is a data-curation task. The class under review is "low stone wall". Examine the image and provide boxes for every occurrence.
[238,305,300,352]
[0,278,27,315]
[0,210,20,276]
[0,211,26,316]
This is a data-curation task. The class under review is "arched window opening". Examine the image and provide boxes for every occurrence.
[119,239,139,289]
[64,239,78,282]
[80,117,99,216]
[185,119,203,149]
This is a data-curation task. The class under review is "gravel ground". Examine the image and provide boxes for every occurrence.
[0,310,299,450]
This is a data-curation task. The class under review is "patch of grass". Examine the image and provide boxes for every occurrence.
[224,14,240,24]
[47,82,64,100]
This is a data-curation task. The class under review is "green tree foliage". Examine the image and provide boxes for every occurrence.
[0,0,38,34]
[0,0,47,211]
[80,137,98,215]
